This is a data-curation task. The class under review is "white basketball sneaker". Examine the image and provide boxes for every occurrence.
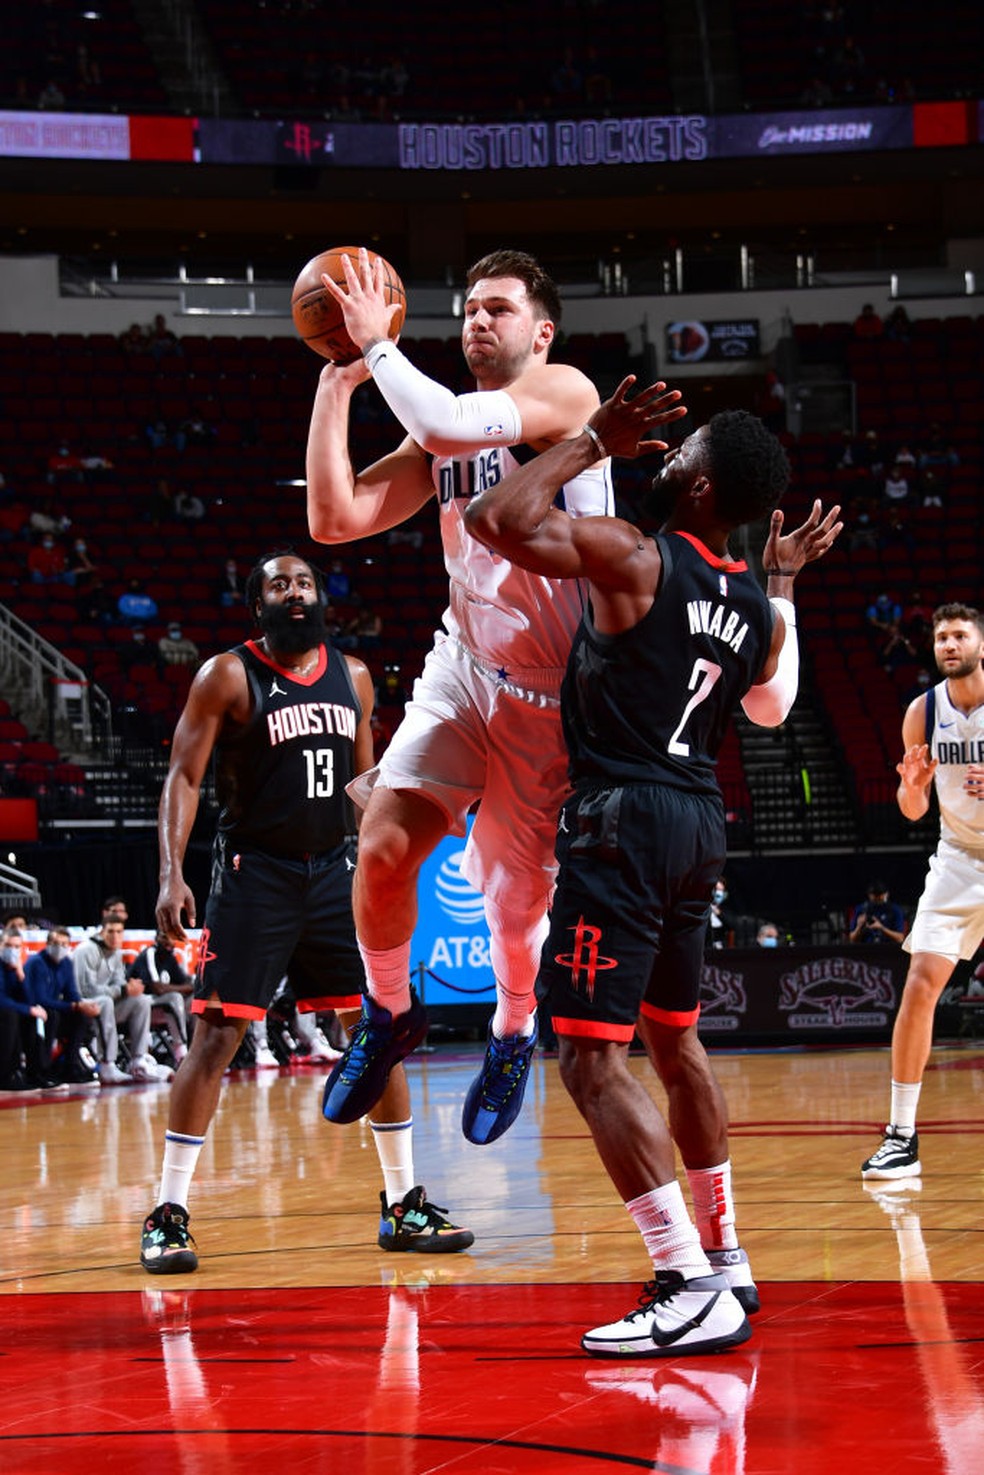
[582,1271,751,1359]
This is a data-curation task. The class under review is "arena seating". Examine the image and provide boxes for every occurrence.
[1,313,981,842]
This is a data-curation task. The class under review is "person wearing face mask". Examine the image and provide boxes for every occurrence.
[27,532,68,583]
[24,928,101,1085]
[756,922,781,948]
[706,877,739,951]
[0,926,53,1090]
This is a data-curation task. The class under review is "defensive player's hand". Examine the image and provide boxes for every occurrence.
[322,246,402,355]
[589,375,687,458]
[764,498,843,577]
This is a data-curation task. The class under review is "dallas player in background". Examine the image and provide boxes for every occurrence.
[861,603,984,1181]
[140,551,472,1274]
[464,377,841,1357]
[307,248,643,1145]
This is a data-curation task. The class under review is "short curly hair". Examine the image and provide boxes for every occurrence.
[933,602,984,638]
[703,410,790,526]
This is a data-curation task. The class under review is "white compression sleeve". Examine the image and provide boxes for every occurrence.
[363,340,522,453]
[740,596,799,726]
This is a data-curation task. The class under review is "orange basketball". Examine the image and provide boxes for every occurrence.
[291,246,406,364]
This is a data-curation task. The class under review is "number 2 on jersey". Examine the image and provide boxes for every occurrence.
[667,659,722,757]
[303,747,334,798]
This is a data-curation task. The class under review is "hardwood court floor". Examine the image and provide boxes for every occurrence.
[1,1044,982,1472]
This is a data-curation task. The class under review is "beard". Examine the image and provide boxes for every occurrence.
[938,651,983,680]
[257,599,325,654]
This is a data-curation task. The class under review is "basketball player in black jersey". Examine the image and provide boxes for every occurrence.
[465,378,841,1358]
[140,552,472,1274]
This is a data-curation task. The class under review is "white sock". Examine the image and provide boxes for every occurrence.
[626,1179,711,1281]
[686,1161,739,1252]
[890,1080,922,1135]
[158,1130,206,1209]
[370,1117,415,1205]
[491,994,537,1040]
[357,939,412,1017]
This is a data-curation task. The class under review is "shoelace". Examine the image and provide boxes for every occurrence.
[631,1273,686,1315]
[481,1039,532,1107]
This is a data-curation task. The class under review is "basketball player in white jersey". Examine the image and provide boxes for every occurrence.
[862,602,984,1179]
[306,248,684,1144]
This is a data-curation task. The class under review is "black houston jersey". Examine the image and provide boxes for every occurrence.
[215,640,362,855]
[562,530,775,794]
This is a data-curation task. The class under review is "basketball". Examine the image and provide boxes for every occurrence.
[291,246,407,364]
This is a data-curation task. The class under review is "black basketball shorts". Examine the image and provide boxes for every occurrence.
[537,783,726,1042]
[192,839,365,1020]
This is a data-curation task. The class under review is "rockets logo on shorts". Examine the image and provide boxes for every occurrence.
[554,916,618,1001]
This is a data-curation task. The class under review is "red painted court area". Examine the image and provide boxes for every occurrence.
[3,1279,982,1473]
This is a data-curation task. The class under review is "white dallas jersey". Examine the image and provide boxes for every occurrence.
[431,441,613,684]
[927,678,984,852]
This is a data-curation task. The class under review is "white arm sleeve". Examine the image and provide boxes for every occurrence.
[363,340,522,454]
[740,596,799,727]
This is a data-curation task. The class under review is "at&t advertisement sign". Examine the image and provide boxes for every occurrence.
[411,818,495,1006]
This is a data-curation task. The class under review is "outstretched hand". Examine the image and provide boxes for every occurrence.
[897,743,937,792]
[321,246,402,354]
[588,375,688,459]
[763,498,843,578]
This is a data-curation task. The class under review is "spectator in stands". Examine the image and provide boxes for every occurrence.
[65,536,98,590]
[881,460,914,508]
[146,419,183,453]
[147,313,181,361]
[29,496,71,538]
[884,304,912,342]
[867,590,915,670]
[23,927,101,1083]
[37,79,66,110]
[120,322,149,355]
[27,533,69,583]
[145,477,176,525]
[126,931,194,1065]
[916,424,958,508]
[866,591,902,639]
[174,488,206,523]
[846,495,879,550]
[345,604,383,652]
[157,621,200,669]
[72,916,169,1084]
[118,577,159,626]
[706,877,739,951]
[101,896,129,926]
[861,428,886,480]
[326,558,352,602]
[852,302,883,339]
[216,558,244,607]
[848,881,907,946]
[756,922,781,947]
[902,590,933,657]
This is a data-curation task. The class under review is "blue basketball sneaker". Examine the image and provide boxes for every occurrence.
[322,991,428,1124]
[461,1017,538,1145]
